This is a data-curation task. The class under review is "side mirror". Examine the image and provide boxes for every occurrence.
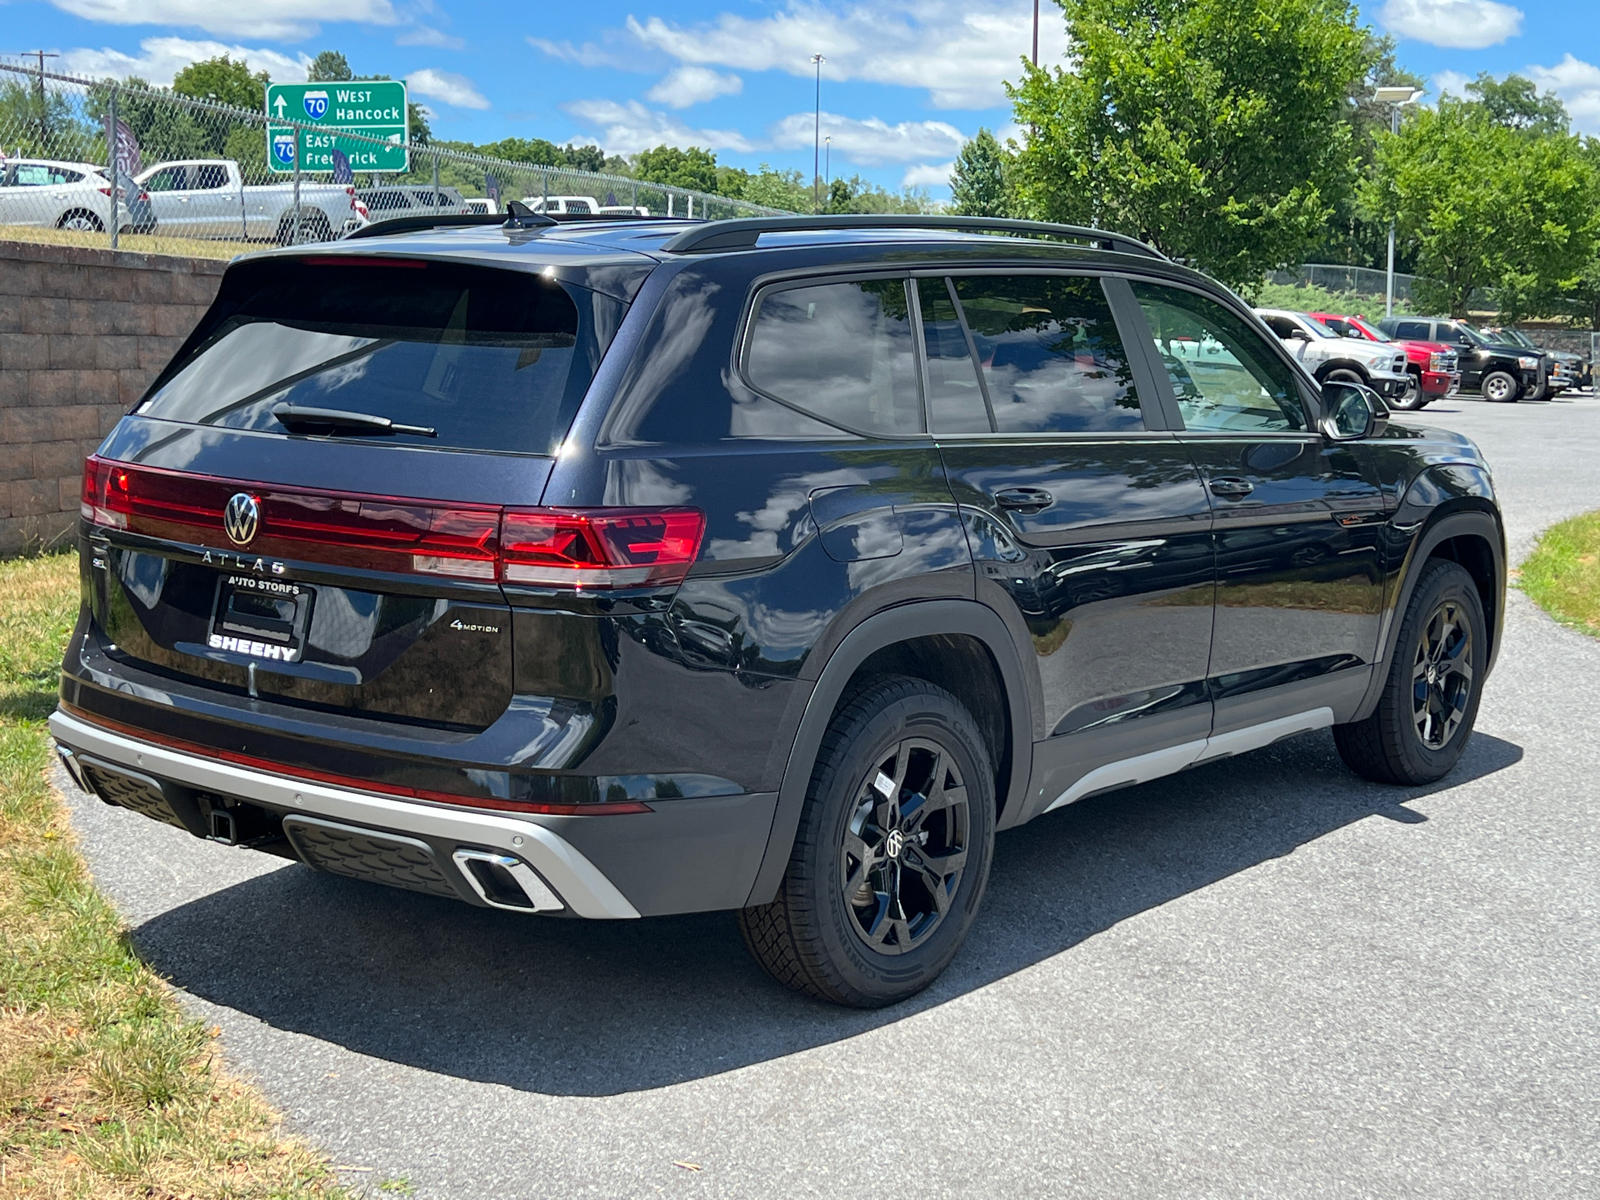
[1320,381,1388,440]
[1288,328,1312,342]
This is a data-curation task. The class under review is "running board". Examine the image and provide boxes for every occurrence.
[1043,708,1334,813]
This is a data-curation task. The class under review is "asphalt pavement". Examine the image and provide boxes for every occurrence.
[59,389,1600,1198]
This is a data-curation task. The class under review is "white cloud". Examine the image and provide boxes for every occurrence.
[771,111,966,165]
[406,68,489,110]
[527,36,639,71]
[1525,54,1600,133]
[564,99,755,154]
[396,27,464,51]
[1378,0,1523,50]
[1430,69,1473,99]
[58,36,312,83]
[646,66,743,109]
[48,0,396,40]
[901,161,953,189]
[593,1,1066,111]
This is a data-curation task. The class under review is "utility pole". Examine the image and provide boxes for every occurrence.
[824,135,832,207]
[811,53,825,213]
[19,51,59,147]
[1032,0,1039,66]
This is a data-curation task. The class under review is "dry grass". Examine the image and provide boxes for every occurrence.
[0,225,258,262]
[1519,512,1600,638]
[0,552,354,1198]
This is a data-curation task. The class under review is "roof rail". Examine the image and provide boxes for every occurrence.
[344,210,554,241]
[658,215,1164,258]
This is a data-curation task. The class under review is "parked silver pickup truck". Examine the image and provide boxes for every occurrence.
[134,159,369,243]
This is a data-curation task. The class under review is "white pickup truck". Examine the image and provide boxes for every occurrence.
[134,159,369,243]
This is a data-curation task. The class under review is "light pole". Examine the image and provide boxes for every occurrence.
[811,53,825,213]
[1376,86,1424,317]
[1032,0,1039,66]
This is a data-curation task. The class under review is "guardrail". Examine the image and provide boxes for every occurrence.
[0,62,786,260]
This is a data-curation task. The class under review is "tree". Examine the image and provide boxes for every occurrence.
[565,144,606,173]
[634,145,719,194]
[1467,73,1569,136]
[738,165,810,211]
[1009,0,1369,288]
[950,128,1012,217]
[308,51,352,83]
[172,55,269,112]
[824,174,936,214]
[1367,99,1597,317]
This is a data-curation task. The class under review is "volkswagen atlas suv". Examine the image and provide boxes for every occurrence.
[51,212,1506,1007]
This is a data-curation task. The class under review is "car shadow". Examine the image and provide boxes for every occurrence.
[132,729,1522,1097]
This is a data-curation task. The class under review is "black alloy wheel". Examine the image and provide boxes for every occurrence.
[738,676,996,1007]
[1334,559,1486,785]
[1411,598,1474,749]
[841,737,970,955]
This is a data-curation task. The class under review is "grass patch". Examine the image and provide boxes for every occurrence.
[0,552,352,1197]
[0,226,261,262]
[1519,511,1600,638]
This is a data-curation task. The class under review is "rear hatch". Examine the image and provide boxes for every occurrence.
[80,252,627,731]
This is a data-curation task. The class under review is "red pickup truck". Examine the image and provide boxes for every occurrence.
[1309,312,1460,410]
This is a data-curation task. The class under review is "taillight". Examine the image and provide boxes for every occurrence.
[500,508,705,590]
[97,186,111,196]
[81,458,704,590]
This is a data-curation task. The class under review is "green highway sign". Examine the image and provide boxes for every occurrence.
[265,80,409,174]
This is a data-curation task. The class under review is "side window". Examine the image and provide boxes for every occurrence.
[1131,283,1306,433]
[12,165,54,187]
[915,277,990,433]
[1262,315,1298,340]
[744,278,922,435]
[1446,325,1472,346]
[1393,320,1430,340]
[143,167,186,192]
[193,164,228,189]
[950,274,1144,434]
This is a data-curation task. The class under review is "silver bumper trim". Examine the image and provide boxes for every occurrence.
[47,710,641,920]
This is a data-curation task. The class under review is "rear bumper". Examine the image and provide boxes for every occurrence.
[49,709,778,919]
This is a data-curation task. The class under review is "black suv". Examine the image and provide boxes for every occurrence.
[52,214,1505,1007]
[1379,316,1547,402]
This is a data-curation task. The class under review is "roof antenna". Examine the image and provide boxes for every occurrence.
[503,199,555,230]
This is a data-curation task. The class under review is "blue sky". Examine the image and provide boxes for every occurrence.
[4,0,1598,197]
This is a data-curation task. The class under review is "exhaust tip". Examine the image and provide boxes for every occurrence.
[452,848,563,912]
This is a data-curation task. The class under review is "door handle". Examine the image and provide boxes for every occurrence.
[1207,477,1255,498]
[993,487,1054,514]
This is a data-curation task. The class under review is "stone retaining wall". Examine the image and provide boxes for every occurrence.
[0,240,224,555]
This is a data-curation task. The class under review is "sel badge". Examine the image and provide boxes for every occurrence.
[303,90,329,120]
[270,133,297,166]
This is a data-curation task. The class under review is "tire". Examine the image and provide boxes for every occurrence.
[275,211,333,246]
[1333,559,1486,786]
[57,210,103,233]
[1323,367,1366,388]
[1393,371,1427,410]
[1480,370,1519,403]
[737,676,996,1007]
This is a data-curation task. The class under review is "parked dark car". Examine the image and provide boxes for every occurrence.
[1483,327,1583,394]
[1378,316,1546,402]
[52,214,1506,1007]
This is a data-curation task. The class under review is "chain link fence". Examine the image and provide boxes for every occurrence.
[0,62,787,261]
[1266,262,1423,305]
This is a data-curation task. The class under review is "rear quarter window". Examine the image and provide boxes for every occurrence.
[135,258,623,456]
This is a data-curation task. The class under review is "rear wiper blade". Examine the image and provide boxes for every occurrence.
[271,403,436,438]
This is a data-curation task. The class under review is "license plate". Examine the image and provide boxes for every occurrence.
[208,574,314,664]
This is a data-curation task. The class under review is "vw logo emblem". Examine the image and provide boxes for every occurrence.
[223,493,260,546]
[885,829,905,859]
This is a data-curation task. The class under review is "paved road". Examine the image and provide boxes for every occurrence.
[62,391,1600,1198]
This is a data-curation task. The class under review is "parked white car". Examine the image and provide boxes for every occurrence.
[1255,308,1412,402]
[135,159,368,244]
[0,158,127,232]
[356,186,470,221]
[462,197,497,215]
[521,195,601,214]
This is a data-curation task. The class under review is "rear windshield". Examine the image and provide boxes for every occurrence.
[136,257,620,455]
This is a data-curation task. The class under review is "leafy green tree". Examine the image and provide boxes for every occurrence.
[308,51,352,83]
[474,136,568,166]
[824,174,935,214]
[565,144,605,173]
[950,127,1012,217]
[1308,33,1426,270]
[1009,0,1369,288]
[634,144,719,193]
[1,75,91,159]
[172,55,269,112]
[738,165,810,211]
[1466,73,1570,136]
[1368,98,1597,317]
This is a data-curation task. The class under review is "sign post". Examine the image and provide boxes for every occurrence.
[265,80,409,175]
